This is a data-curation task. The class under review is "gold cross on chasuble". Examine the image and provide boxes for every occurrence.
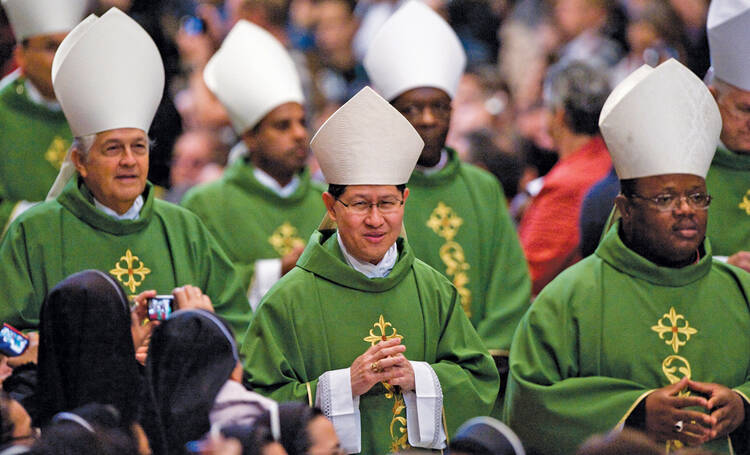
[109,249,151,293]
[362,314,408,452]
[45,136,69,170]
[651,307,698,354]
[268,222,305,256]
[739,190,750,215]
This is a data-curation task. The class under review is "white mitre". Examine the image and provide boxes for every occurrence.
[311,86,423,185]
[363,1,466,101]
[708,0,750,91]
[599,59,721,180]
[52,7,164,137]
[46,8,164,201]
[204,20,304,135]
[1,0,89,41]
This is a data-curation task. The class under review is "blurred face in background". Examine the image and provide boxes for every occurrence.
[15,32,67,100]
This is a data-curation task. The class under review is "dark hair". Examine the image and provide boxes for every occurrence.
[327,184,407,199]
[619,179,636,198]
[252,403,324,455]
[543,61,611,135]
[220,423,276,455]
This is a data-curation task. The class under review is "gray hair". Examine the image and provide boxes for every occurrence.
[542,61,611,135]
[71,134,96,161]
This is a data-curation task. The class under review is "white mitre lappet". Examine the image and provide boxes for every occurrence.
[204,20,304,135]
[1,0,89,41]
[363,0,466,101]
[707,0,750,91]
[46,7,165,200]
[311,86,423,185]
[598,59,721,180]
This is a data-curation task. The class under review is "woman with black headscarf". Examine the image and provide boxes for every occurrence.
[35,269,148,429]
[145,309,274,455]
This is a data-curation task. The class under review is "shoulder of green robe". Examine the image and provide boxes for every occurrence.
[457,161,507,200]
[154,198,213,230]
[533,254,605,309]
[180,179,228,210]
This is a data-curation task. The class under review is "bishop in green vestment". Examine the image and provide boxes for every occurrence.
[0,7,251,342]
[182,20,325,307]
[0,0,89,233]
[505,60,750,455]
[244,87,498,454]
[363,3,531,417]
[703,0,750,269]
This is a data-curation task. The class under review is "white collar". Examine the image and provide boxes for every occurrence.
[24,79,61,111]
[253,167,300,198]
[94,195,144,220]
[414,149,448,176]
[337,232,398,278]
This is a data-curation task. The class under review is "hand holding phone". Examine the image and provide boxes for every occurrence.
[0,324,29,357]
[147,296,175,321]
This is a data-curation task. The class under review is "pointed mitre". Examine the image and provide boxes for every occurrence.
[708,0,750,91]
[204,20,304,135]
[1,0,89,41]
[51,8,164,137]
[599,59,721,180]
[311,86,423,185]
[363,1,466,101]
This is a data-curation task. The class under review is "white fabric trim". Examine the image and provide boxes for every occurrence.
[93,194,143,220]
[714,256,729,263]
[404,361,445,449]
[52,412,95,433]
[414,149,448,176]
[253,167,300,197]
[316,368,361,454]
[24,79,61,110]
[249,258,282,311]
[337,233,398,278]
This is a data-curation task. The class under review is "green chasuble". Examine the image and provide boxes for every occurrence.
[0,72,72,233]
[405,148,531,355]
[706,146,750,257]
[242,230,499,455]
[504,222,750,455]
[0,177,251,344]
[181,161,326,294]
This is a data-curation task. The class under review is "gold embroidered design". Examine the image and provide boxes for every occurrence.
[44,136,69,170]
[662,355,692,385]
[651,307,698,353]
[109,249,151,293]
[363,314,403,345]
[268,222,305,256]
[739,190,750,215]
[427,203,472,316]
[362,315,409,452]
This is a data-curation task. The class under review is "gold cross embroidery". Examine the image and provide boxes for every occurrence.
[44,136,69,170]
[651,307,698,354]
[362,315,408,452]
[363,314,403,346]
[739,190,750,215]
[268,222,305,256]
[426,202,463,241]
[109,249,151,293]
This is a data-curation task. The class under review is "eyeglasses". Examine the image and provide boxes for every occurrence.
[336,198,404,215]
[396,101,452,120]
[628,192,712,212]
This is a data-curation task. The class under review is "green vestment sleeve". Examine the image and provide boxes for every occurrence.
[705,147,750,257]
[504,224,750,455]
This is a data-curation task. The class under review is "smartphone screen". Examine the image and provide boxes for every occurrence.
[148,296,175,321]
[0,324,29,357]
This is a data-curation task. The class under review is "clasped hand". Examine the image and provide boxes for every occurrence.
[350,338,415,397]
[645,376,745,446]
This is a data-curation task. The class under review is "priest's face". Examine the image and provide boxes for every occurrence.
[391,87,452,167]
[323,185,409,265]
[72,128,149,215]
[616,174,708,268]
[711,81,750,154]
[15,32,67,100]
[243,102,309,186]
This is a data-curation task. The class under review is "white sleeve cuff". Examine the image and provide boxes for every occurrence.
[403,361,446,449]
[316,368,361,454]
[714,255,729,263]
[248,259,282,311]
